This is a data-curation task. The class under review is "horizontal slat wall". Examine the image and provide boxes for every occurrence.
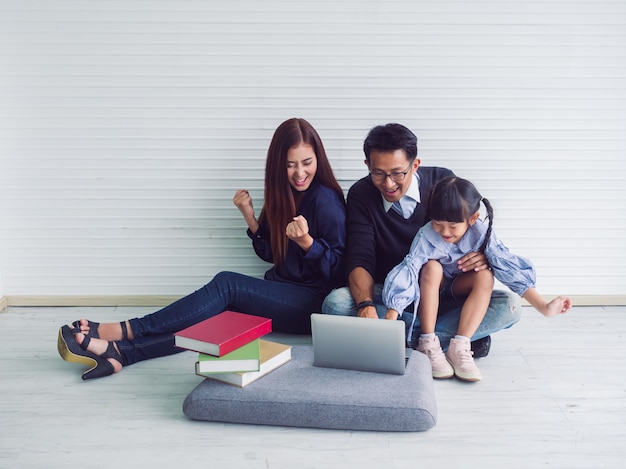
[0,1,624,300]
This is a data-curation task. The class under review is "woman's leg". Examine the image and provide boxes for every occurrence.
[74,271,324,367]
[74,319,134,342]
[131,271,324,338]
[71,330,183,369]
[115,334,182,366]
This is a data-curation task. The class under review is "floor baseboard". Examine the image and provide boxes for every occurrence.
[4,295,182,307]
[3,294,625,308]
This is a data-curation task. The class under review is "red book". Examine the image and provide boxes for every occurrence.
[174,311,272,356]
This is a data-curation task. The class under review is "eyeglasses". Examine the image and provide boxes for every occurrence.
[369,163,413,183]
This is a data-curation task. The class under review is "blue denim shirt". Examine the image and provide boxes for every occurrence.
[382,219,536,316]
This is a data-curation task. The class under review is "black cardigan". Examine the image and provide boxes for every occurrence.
[345,166,454,284]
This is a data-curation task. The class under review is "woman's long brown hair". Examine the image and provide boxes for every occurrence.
[259,118,344,264]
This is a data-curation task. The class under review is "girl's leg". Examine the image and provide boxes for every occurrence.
[416,261,453,379]
[417,260,444,334]
[452,269,495,338]
[445,269,494,382]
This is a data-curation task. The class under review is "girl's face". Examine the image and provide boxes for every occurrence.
[431,212,480,244]
[287,143,317,192]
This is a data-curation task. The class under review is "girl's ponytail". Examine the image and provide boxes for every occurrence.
[479,197,494,253]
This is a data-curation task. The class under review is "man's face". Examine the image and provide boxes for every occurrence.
[367,149,420,203]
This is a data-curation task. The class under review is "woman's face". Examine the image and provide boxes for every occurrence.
[286,143,317,192]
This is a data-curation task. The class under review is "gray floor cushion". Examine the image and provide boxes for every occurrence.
[183,345,437,432]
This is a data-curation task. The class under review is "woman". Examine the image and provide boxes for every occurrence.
[58,118,346,380]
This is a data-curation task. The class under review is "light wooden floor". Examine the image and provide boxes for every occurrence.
[1,305,625,469]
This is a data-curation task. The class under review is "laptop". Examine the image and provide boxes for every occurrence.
[310,313,411,375]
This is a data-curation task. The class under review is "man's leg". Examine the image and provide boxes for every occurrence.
[433,289,522,350]
[322,285,390,318]
[403,289,521,352]
[322,285,418,340]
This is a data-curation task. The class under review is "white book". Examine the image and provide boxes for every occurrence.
[195,340,291,388]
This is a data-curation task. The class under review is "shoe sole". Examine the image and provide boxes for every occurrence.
[446,357,482,382]
[418,347,454,379]
[57,326,98,370]
[454,373,481,382]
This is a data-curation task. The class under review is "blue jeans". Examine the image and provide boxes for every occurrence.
[115,271,325,366]
[321,285,522,349]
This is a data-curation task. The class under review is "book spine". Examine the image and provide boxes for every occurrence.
[174,336,219,356]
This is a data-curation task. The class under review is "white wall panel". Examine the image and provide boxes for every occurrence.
[0,0,624,300]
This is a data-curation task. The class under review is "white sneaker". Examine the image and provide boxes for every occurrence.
[446,337,482,382]
[417,335,454,379]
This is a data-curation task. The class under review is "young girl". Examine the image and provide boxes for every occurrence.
[382,177,571,382]
[58,118,346,380]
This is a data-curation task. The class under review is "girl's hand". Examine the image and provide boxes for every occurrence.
[542,296,572,317]
[385,309,399,320]
[286,215,313,252]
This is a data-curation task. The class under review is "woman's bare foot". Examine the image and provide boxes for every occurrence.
[73,331,123,374]
[75,319,134,341]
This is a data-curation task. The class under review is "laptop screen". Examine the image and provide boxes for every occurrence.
[310,313,408,375]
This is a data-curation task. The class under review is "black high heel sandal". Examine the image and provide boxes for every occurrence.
[70,319,129,341]
[57,325,122,380]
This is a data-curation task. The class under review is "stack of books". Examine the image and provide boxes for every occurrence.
[174,310,292,387]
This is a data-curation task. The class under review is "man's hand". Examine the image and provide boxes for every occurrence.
[349,267,377,318]
[357,305,378,319]
[457,251,490,272]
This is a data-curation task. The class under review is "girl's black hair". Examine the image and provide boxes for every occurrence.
[427,177,494,252]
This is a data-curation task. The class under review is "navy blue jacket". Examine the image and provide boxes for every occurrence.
[248,181,346,296]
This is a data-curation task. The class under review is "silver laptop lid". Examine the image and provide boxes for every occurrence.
[310,313,407,375]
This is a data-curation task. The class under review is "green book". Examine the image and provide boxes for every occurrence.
[196,340,292,387]
[195,338,261,373]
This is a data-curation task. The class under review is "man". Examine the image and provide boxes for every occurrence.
[322,123,521,358]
